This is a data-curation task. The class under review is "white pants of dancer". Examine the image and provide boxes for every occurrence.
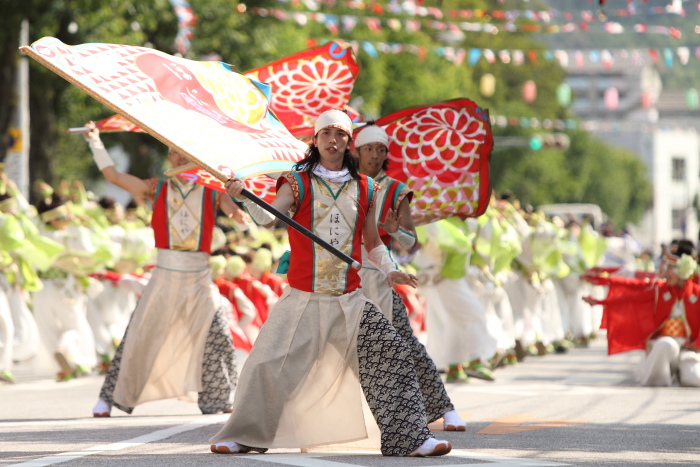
[424,277,496,369]
[638,337,700,387]
[467,269,516,352]
[556,274,593,339]
[0,276,39,363]
[0,286,14,372]
[87,280,136,357]
[32,276,97,370]
[502,272,541,347]
[540,279,565,344]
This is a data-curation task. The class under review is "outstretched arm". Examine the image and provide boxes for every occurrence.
[219,195,250,225]
[83,122,152,199]
[582,287,655,307]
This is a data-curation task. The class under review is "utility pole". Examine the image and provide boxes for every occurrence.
[5,19,30,200]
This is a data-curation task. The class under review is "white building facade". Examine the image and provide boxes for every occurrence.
[563,62,700,252]
[595,129,700,250]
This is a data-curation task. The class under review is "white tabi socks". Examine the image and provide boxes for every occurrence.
[92,398,111,417]
[210,441,251,454]
[443,409,467,431]
[408,437,452,457]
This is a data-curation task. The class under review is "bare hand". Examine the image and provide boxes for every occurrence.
[230,206,251,224]
[582,296,598,306]
[386,271,419,289]
[224,177,247,201]
[377,209,400,233]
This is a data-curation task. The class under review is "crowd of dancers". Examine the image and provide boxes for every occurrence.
[2,166,697,390]
[1,158,632,387]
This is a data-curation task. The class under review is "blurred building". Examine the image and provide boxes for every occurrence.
[564,60,700,251]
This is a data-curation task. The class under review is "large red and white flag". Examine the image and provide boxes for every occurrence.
[22,37,309,181]
[362,99,493,225]
[245,40,360,137]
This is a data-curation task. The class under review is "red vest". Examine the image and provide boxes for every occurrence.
[278,171,375,294]
[260,271,287,297]
[374,174,411,248]
[150,179,218,254]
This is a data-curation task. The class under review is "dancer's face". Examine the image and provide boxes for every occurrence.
[314,127,350,169]
[354,143,388,178]
[168,149,189,169]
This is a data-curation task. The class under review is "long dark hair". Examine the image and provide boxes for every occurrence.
[294,142,360,180]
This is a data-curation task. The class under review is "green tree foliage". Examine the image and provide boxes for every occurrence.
[492,129,651,227]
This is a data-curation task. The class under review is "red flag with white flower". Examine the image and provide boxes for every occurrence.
[245,40,360,137]
[92,40,360,138]
[372,98,493,225]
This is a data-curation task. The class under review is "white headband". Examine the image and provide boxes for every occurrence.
[354,125,389,148]
[315,110,353,136]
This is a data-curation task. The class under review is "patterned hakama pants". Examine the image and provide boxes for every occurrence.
[387,290,454,423]
[99,306,237,414]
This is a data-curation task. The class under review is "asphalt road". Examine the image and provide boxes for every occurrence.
[1,337,698,467]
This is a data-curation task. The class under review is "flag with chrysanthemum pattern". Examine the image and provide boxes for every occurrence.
[72,40,360,198]
[374,98,493,225]
[245,40,360,137]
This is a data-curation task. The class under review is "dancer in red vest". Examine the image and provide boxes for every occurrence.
[209,110,452,457]
[225,255,276,325]
[210,255,255,352]
[83,122,243,416]
[352,123,467,431]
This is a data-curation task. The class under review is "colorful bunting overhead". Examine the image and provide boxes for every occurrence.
[275,0,692,21]
[169,0,197,56]
[322,39,700,70]
[244,7,688,40]
[488,113,700,133]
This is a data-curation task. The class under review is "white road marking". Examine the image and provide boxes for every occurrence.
[2,416,211,429]
[241,449,569,466]
[449,383,639,396]
[7,415,228,467]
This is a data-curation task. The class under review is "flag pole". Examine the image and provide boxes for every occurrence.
[238,187,360,270]
[166,163,360,270]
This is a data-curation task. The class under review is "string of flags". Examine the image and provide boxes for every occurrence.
[327,37,700,69]
[245,6,688,39]
[274,0,692,22]
[489,114,700,133]
[169,0,197,56]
